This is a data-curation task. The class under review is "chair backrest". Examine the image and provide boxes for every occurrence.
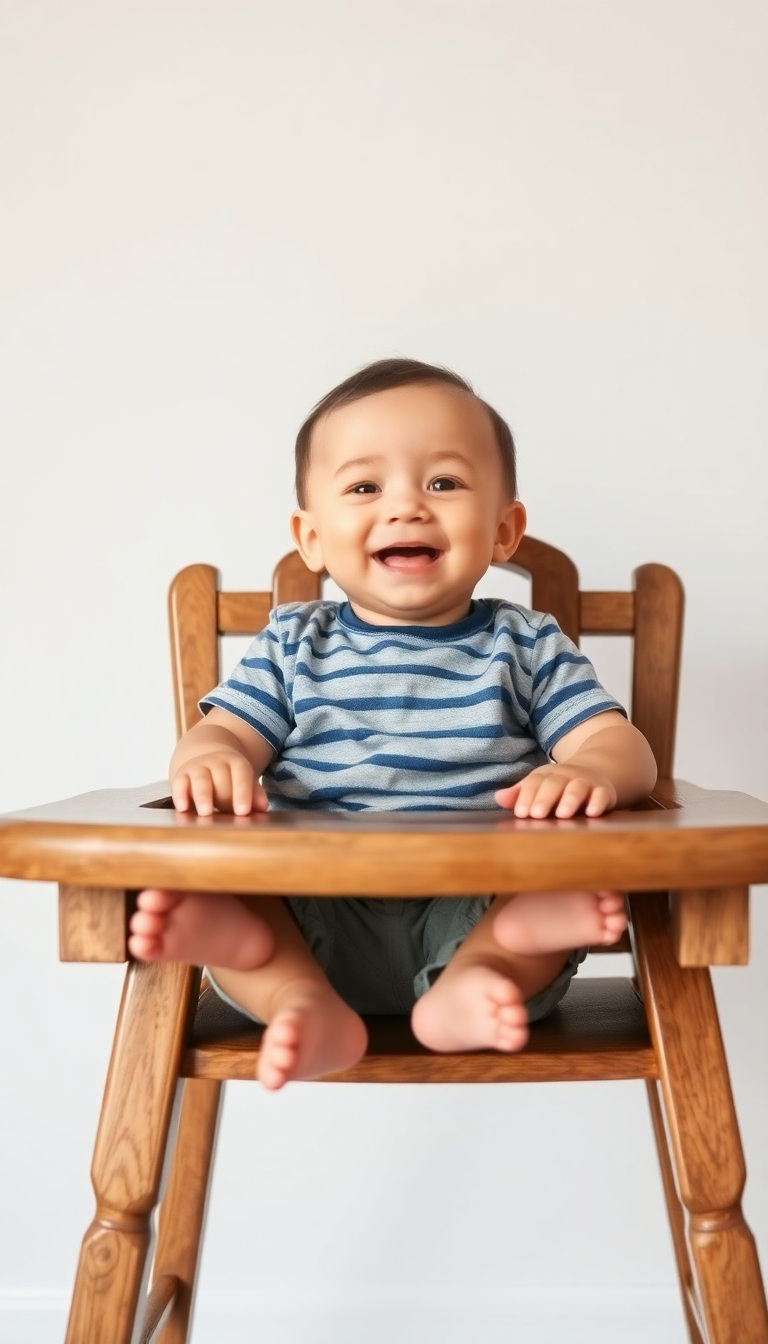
[168,537,684,778]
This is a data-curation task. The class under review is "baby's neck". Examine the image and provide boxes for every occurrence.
[346,597,474,628]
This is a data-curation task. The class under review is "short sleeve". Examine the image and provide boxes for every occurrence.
[528,614,626,755]
[199,612,293,754]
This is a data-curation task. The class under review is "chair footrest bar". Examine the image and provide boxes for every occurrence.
[182,977,657,1084]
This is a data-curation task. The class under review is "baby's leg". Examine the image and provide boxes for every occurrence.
[212,898,367,1089]
[411,899,572,1054]
[493,890,627,955]
[412,890,627,1054]
[129,893,367,1090]
[411,892,591,1059]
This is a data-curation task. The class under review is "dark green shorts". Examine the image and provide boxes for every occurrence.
[286,895,492,1014]
[209,896,586,1022]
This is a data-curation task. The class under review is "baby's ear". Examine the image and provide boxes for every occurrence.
[290,509,325,573]
[492,500,527,564]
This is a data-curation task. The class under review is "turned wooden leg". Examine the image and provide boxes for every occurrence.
[65,960,198,1344]
[147,1077,223,1344]
[645,1079,706,1344]
[631,893,768,1344]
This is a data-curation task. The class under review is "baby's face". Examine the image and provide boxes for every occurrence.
[290,383,526,626]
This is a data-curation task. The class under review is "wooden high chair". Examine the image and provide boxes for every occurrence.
[2,537,767,1344]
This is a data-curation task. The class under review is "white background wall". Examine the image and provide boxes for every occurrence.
[1,3,766,1341]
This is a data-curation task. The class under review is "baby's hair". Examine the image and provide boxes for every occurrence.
[294,357,517,508]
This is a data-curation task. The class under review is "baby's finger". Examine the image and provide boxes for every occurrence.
[505,779,541,817]
[228,759,256,816]
[252,778,269,812]
[172,773,192,813]
[516,775,565,818]
[188,767,216,816]
[206,762,241,814]
[553,778,593,818]
[584,786,614,818]
[504,772,550,816]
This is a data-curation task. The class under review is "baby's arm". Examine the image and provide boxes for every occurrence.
[495,710,657,819]
[170,707,275,816]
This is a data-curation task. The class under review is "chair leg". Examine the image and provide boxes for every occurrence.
[645,1079,706,1344]
[630,893,768,1344]
[65,960,198,1344]
[150,1077,223,1344]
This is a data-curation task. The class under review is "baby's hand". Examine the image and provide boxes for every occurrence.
[172,749,268,817]
[495,764,617,820]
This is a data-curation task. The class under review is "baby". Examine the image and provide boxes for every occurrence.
[128,358,657,1090]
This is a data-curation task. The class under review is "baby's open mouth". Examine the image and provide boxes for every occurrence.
[374,545,442,571]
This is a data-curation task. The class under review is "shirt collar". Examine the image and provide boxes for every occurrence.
[337,599,491,639]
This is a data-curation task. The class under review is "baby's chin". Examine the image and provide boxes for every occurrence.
[346,592,474,627]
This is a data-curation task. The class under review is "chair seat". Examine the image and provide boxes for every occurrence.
[182,976,656,1084]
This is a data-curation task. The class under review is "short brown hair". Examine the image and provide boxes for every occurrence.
[294,357,517,508]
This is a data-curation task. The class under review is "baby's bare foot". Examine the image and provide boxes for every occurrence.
[257,987,368,1090]
[127,889,274,969]
[493,889,627,955]
[411,960,529,1054]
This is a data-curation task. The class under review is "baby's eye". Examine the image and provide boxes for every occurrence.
[429,476,459,492]
[349,482,379,495]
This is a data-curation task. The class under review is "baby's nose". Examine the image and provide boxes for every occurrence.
[386,484,430,521]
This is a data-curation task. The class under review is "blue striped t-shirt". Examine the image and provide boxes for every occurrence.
[200,599,624,813]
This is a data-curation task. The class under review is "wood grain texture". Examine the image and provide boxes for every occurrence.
[631,563,684,777]
[630,892,768,1342]
[59,885,129,962]
[65,961,198,1344]
[671,887,749,967]
[181,977,656,1083]
[3,790,768,906]
[579,591,635,633]
[149,1078,222,1344]
[216,591,271,635]
[168,565,220,738]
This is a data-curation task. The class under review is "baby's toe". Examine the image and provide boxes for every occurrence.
[489,979,524,1010]
[595,928,619,945]
[605,910,628,931]
[136,888,181,913]
[598,891,626,913]
[127,933,158,960]
[129,910,165,937]
[269,1026,295,1059]
[269,1046,295,1074]
[258,1060,285,1090]
[496,1001,524,1026]
[269,1013,300,1048]
[497,1019,529,1051]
